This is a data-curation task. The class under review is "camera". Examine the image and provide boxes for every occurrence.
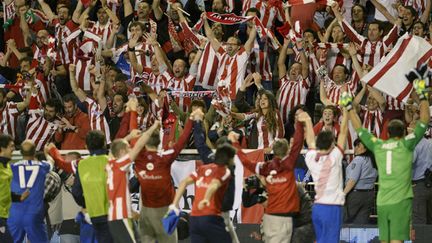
[245,175,261,189]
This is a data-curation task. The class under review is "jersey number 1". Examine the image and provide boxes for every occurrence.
[386,151,392,175]
[19,165,40,188]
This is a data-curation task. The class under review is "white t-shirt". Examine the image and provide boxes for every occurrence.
[305,146,345,205]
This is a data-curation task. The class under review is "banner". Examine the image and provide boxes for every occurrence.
[361,34,432,103]
[206,12,253,25]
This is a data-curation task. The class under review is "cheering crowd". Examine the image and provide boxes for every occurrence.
[0,0,432,242]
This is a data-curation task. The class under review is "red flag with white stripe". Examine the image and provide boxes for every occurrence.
[361,34,432,103]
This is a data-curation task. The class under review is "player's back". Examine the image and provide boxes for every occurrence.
[10,160,51,214]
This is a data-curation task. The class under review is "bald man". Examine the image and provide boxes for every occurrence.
[7,140,53,243]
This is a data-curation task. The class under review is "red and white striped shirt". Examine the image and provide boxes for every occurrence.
[26,95,59,151]
[404,0,428,15]
[196,42,220,90]
[73,39,98,91]
[384,94,405,111]
[324,75,359,105]
[277,76,310,123]
[341,20,399,67]
[106,155,132,221]
[255,0,285,30]
[89,21,113,48]
[164,72,196,113]
[255,112,284,149]
[247,39,273,81]
[137,112,156,131]
[143,71,168,94]
[0,102,20,138]
[85,97,111,145]
[325,45,352,75]
[361,106,384,137]
[217,46,250,100]
[52,19,79,65]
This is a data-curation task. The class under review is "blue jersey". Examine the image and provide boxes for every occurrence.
[10,160,51,214]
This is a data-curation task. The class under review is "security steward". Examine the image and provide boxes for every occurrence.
[343,139,378,224]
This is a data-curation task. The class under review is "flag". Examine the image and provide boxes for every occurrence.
[361,34,432,103]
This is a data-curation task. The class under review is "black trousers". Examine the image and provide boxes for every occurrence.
[0,217,13,243]
[344,190,375,224]
[189,215,231,243]
[108,219,137,243]
[92,218,114,243]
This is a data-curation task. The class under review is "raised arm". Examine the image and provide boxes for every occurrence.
[130,121,161,161]
[279,121,304,171]
[320,79,335,106]
[128,34,143,74]
[352,83,367,112]
[72,0,85,24]
[421,0,431,23]
[337,108,349,149]
[18,7,31,47]
[203,13,222,52]
[193,109,214,164]
[37,0,56,22]
[278,39,289,78]
[152,0,163,21]
[244,24,257,54]
[370,0,397,24]
[347,43,364,78]
[300,112,316,149]
[46,143,78,174]
[101,0,120,25]
[323,18,338,42]
[69,64,87,102]
[331,3,364,45]
[297,41,309,78]
[123,0,133,18]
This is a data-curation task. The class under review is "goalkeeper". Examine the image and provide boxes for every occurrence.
[340,79,430,243]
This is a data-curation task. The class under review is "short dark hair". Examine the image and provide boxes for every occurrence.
[66,151,81,160]
[146,130,160,148]
[45,98,62,113]
[63,94,77,104]
[0,134,13,152]
[273,139,289,158]
[369,20,384,32]
[129,21,145,32]
[114,92,129,104]
[19,56,33,64]
[111,139,129,158]
[190,99,206,112]
[334,64,349,75]
[304,28,318,41]
[246,7,261,18]
[403,6,417,17]
[323,105,339,117]
[115,73,129,82]
[214,143,236,165]
[387,119,405,138]
[86,130,106,151]
[316,130,335,150]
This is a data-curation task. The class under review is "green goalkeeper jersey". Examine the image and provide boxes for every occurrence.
[357,121,427,206]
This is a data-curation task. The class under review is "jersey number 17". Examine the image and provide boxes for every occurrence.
[19,165,40,188]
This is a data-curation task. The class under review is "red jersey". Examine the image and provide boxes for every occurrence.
[106,155,133,221]
[134,119,193,208]
[190,164,231,217]
[237,122,304,214]
[277,76,310,123]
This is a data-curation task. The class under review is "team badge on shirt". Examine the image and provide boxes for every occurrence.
[205,169,212,176]
[146,163,154,171]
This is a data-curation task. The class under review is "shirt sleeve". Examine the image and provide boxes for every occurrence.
[403,121,428,151]
[346,158,362,182]
[116,155,132,172]
[357,127,379,152]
